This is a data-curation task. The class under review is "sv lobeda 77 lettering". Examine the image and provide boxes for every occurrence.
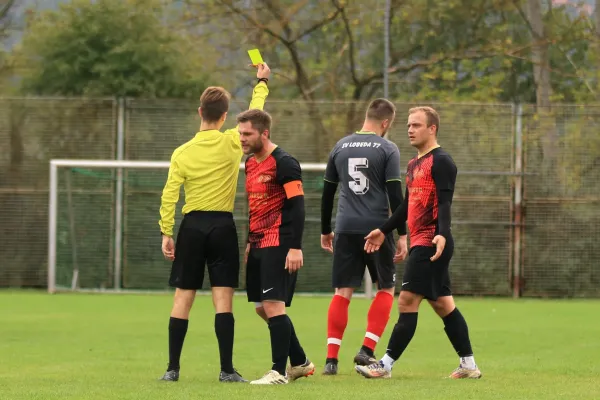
[341,142,381,149]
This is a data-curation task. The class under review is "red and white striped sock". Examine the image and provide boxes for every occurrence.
[326,295,350,359]
[363,291,394,351]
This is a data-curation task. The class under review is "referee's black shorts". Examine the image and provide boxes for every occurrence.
[169,211,240,290]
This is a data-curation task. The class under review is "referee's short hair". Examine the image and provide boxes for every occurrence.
[366,98,396,122]
[200,86,231,122]
[236,109,272,135]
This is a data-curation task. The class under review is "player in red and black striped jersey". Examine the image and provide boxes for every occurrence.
[237,109,314,385]
[357,107,482,380]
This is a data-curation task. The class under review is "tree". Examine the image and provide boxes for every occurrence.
[525,0,552,108]
[183,0,517,157]
[16,0,209,98]
[0,0,17,79]
[596,0,600,37]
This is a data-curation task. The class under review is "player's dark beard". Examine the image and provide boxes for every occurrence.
[250,140,263,154]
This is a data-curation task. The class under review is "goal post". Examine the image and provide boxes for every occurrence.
[47,159,375,297]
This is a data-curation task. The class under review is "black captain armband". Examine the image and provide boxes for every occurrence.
[257,78,269,85]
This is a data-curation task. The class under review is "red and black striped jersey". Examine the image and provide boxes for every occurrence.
[245,147,304,248]
[405,147,457,247]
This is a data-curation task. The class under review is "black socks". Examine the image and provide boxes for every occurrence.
[288,319,307,367]
[268,314,292,375]
[168,317,189,371]
[215,312,235,374]
[443,308,474,357]
[385,312,418,360]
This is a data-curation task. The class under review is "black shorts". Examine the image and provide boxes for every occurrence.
[246,246,297,307]
[169,211,240,290]
[332,233,396,290]
[401,235,454,300]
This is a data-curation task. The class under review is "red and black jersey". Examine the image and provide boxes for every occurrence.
[245,147,304,249]
[380,147,457,248]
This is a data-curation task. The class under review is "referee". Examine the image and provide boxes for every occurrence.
[158,63,271,383]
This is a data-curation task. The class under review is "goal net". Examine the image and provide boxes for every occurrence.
[48,159,376,296]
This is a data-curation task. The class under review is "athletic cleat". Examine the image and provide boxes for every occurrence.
[159,369,179,381]
[219,369,248,383]
[449,366,482,379]
[353,348,377,366]
[355,361,391,379]
[286,360,315,381]
[250,370,289,385]
[322,359,338,375]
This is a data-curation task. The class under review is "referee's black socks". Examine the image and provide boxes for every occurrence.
[168,317,189,371]
[443,308,474,357]
[215,312,235,374]
[268,314,292,375]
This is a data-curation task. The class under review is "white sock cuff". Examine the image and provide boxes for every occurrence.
[327,338,342,346]
[365,332,380,343]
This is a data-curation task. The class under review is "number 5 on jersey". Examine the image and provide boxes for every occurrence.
[349,157,369,195]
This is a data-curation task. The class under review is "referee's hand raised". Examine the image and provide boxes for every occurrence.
[285,249,303,274]
[256,62,271,80]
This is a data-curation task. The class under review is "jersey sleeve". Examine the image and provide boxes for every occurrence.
[431,154,457,192]
[158,150,185,237]
[276,155,304,199]
[384,143,402,182]
[431,153,457,238]
[324,147,339,183]
[277,154,305,249]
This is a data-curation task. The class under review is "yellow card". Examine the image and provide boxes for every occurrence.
[247,49,264,66]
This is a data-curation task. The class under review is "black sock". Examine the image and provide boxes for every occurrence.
[168,317,188,371]
[288,319,307,367]
[215,312,235,374]
[268,314,292,375]
[443,308,473,357]
[360,345,374,358]
[386,312,418,360]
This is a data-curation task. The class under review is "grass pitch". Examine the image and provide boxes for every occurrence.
[1,291,599,399]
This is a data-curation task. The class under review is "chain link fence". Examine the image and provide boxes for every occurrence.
[0,96,598,297]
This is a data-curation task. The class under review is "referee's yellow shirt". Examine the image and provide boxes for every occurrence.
[158,82,269,237]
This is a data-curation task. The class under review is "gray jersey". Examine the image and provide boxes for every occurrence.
[324,132,402,234]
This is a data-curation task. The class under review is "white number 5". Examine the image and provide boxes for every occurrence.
[348,157,369,195]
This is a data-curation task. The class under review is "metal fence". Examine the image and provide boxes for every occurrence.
[0,96,598,297]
